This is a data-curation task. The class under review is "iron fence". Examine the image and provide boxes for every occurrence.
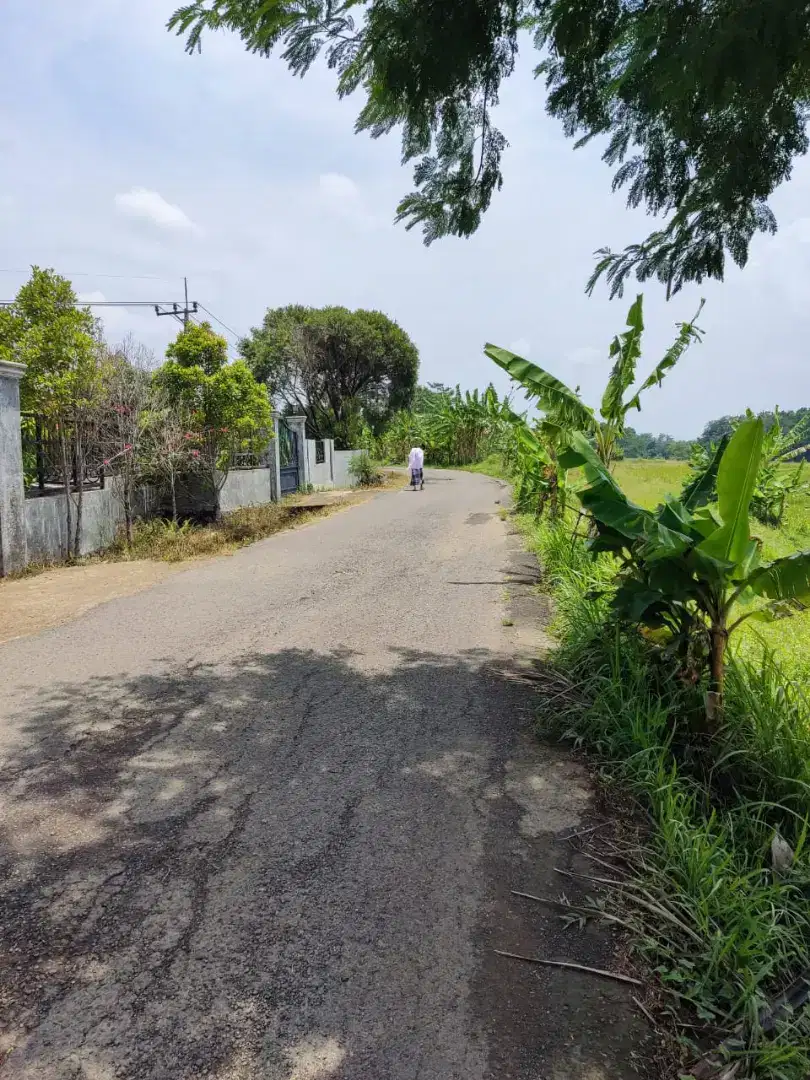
[21,413,105,496]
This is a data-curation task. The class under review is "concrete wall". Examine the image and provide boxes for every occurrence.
[306,439,336,489]
[18,452,361,568]
[0,363,27,574]
[25,485,156,562]
[333,449,362,488]
[219,468,275,513]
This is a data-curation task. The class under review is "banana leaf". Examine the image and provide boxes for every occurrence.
[600,295,643,422]
[485,344,595,432]
[681,433,729,509]
[746,550,810,602]
[624,299,705,412]
[697,417,763,567]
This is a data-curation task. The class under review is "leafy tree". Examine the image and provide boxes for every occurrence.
[619,429,693,460]
[154,322,272,519]
[426,385,502,466]
[0,267,103,557]
[169,0,810,295]
[699,408,810,455]
[240,305,418,446]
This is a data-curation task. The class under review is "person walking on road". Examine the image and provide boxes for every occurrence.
[408,445,425,490]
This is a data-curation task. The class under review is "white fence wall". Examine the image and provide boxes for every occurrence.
[306,438,336,488]
[333,449,362,488]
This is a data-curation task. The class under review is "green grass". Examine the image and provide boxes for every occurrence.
[519,513,810,1080]
[613,458,691,508]
[460,452,510,480]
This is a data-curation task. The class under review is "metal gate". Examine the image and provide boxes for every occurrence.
[278,419,300,496]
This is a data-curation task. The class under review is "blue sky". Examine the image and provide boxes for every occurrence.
[2,0,809,438]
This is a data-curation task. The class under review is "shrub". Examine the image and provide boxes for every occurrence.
[348,451,383,487]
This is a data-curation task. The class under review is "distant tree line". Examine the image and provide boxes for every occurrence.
[617,408,810,460]
[618,429,693,460]
[698,408,810,452]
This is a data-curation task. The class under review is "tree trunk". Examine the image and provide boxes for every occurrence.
[73,426,84,559]
[706,623,728,730]
[170,473,178,524]
[58,426,73,561]
[124,476,133,547]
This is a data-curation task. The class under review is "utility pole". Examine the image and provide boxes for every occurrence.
[155,277,197,327]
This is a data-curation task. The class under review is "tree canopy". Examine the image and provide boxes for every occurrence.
[0,266,100,416]
[154,322,273,515]
[169,0,810,297]
[618,428,692,461]
[240,304,419,445]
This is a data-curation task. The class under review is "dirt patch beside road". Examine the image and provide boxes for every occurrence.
[0,561,188,644]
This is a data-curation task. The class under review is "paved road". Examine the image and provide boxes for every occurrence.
[0,472,645,1079]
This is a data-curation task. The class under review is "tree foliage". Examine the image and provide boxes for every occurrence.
[240,305,418,446]
[154,322,272,517]
[618,429,692,461]
[377,383,507,467]
[169,0,810,295]
[0,266,99,416]
[0,267,104,557]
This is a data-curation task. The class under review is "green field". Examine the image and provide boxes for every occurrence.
[615,459,810,681]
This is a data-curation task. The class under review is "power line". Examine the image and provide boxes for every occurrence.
[0,275,243,353]
[0,300,188,308]
[0,269,180,282]
[196,304,243,344]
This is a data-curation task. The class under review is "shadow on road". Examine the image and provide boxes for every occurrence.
[0,644,647,1079]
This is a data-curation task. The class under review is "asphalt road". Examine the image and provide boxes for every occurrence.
[0,471,646,1079]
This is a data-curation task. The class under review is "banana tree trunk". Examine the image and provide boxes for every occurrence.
[706,622,728,730]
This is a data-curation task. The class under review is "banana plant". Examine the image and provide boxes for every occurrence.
[684,408,810,525]
[561,417,810,729]
[485,295,705,470]
[749,407,810,525]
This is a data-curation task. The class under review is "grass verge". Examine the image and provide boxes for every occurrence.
[518,513,810,1080]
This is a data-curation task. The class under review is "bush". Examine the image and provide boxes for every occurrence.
[348,451,383,487]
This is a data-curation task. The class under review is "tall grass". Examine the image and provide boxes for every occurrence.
[521,514,810,1079]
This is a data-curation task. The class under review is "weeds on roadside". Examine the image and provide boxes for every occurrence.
[348,451,384,487]
[520,514,810,1080]
[105,503,329,562]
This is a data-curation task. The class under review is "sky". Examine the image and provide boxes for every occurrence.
[1,0,809,439]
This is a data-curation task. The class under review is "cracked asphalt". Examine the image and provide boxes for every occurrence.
[0,471,648,1079]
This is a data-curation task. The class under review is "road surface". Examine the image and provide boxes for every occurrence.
[0,471,646,1079]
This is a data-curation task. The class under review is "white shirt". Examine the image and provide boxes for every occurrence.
[408,447,424,470]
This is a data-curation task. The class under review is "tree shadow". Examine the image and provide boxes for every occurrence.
[0,644,647,1079]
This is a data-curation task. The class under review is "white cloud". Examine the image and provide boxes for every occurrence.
[114,188,198,232]
[77,289,106,303]
[567,346,602,368]
[319,172,359,202]
[507,337,531,357]
[781,216,810,244]
[316,172,381,229]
